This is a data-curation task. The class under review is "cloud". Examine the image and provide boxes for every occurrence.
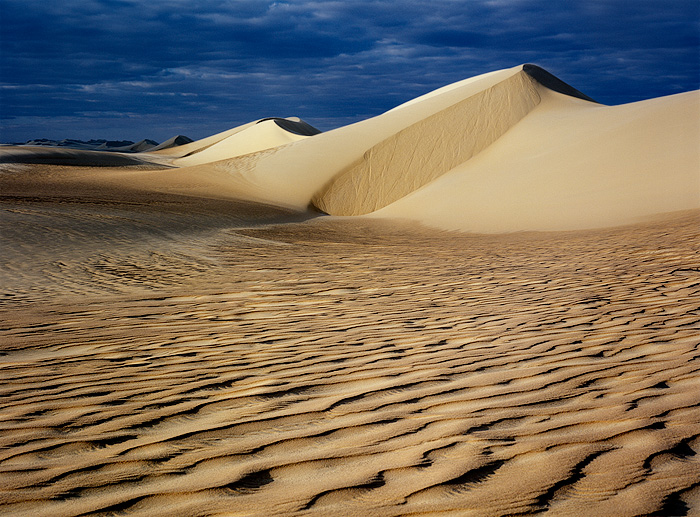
[1,0,698,141]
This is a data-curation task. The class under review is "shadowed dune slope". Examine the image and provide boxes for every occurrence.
[311,69,542,215]
[522,64,598,102]
[0,147,161,167]
[260,117,322,136]
[311,65,698,225]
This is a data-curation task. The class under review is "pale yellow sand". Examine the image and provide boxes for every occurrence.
[1,164,699,516]
[121,65,698,234]
[8,66,695,234]
[172,119,309,167]
[372,88,700,232]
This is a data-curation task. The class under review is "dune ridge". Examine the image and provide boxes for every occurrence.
[312,69,542,215]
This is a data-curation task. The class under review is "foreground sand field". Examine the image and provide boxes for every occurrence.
[1,162,699,516]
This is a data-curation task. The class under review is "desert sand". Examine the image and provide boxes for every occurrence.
[1,64,699,516]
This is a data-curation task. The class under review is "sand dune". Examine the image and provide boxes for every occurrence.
[173,118,318,167]
[139,117,322,167]
[55,63,695,233]
[312,65,698,229]
[96,139,158,153]
[147,121,261,158]
[30,64,690,235]
[1,65,699,516]
[372,87,699,232]
[312,69,542,215]
[146,135,194,152]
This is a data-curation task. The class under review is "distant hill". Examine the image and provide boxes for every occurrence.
[12,136,192,153]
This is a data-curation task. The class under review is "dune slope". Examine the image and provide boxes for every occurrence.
[312,69,541,215]
[373,88,699,232]
[311,65,698,230]
[152,64,696,234]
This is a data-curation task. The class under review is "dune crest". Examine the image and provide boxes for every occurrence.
[312,69,542,215]
[173,117,321,167]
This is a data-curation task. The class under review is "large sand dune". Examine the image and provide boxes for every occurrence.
[372,86,699,232]
[6,64,696,232]
[312,69,542,215]
[111,63,696,234]
[1,65,699,516]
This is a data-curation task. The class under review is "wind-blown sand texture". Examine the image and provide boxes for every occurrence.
[1,64,699,516]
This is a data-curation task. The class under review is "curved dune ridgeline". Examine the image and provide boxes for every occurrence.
[311,70,542,215]
[260,117,322,136]
[522,64,598,102]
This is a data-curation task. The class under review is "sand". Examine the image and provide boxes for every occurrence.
[1,64,699,516]
[312,70,541,215]
[114,64,696,233]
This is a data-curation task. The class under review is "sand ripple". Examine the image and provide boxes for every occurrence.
[1,201,699,516]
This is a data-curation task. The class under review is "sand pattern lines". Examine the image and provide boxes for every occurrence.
[1,212,699,516]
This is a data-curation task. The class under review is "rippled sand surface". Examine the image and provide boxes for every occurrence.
[1,165,699,516]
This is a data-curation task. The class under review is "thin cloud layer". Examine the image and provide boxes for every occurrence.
[1,0,698,141]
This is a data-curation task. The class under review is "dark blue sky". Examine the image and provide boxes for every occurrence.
[1,0,698,142]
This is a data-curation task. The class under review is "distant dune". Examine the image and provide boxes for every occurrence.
[100,139,159,153]
[0,147,161,167]
[171,117,321,167]
[147,134,194,152]
[6,135,193,154]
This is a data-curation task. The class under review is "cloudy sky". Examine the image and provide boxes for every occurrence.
[1,0,698,142]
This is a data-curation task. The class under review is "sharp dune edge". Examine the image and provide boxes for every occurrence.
[312,69,541,216]
[1,64,699,516]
